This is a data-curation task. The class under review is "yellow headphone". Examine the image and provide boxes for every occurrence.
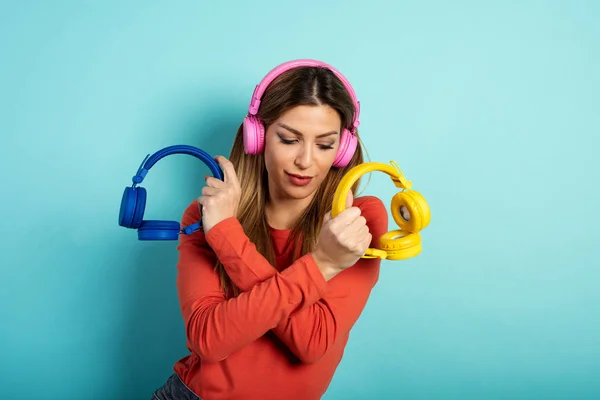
[332,161,431,260]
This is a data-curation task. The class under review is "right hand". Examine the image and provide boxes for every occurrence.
[196,156,241,233]
[311,190,372,281]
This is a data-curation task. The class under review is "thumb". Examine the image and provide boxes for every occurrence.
[323,210,332,224]
[345,190,354,209]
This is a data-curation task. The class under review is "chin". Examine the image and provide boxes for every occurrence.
[283,186,317,200]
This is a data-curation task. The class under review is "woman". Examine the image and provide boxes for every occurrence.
[152,59,388,400]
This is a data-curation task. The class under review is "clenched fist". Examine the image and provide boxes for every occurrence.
[311,190,372,281]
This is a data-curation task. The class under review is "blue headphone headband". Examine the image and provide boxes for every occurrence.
[118,145,224,240]
[132,144,224,184]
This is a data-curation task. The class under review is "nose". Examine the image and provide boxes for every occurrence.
[294,142,313,170]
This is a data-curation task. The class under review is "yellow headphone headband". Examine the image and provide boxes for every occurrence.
[332,161,431,260]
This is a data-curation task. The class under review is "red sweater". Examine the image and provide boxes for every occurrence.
[173,195,388,399]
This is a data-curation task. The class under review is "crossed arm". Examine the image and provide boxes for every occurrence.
[176,196,388,363]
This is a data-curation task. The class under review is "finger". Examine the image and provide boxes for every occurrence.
[346,215,368,234]
[205,175,225,188]
[362,232,373,248]
[359,224,370,238]
[215,155,238,184]
[334,206,361,224]
[345,190,354,209]
[196,196,205,214]
[197,194,215,206]
[201,186,219,196]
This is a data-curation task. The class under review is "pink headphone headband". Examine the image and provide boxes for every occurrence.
[247,59,361,131]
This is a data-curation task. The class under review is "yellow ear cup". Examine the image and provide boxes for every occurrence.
[391,190,431,233]
[379,230,422,260]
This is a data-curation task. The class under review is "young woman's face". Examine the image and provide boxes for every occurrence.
[263,104,341,202]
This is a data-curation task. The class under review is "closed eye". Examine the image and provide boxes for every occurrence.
[279,136,297,145]
[278,133,334,151]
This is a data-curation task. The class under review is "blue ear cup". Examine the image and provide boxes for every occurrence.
[138,220,182,240]
[118,186,146,229]
[118,145,224,240]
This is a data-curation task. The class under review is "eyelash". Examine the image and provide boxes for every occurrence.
[278,135,334,150]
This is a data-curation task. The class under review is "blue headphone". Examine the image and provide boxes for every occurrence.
[118,145,224,240]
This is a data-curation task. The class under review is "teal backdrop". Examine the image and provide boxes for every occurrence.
[1,1,599,399]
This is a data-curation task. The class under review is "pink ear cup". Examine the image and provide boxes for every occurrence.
[332,129,358,168]
[242,115,265,154]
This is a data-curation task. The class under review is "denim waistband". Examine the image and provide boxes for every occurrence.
[152,373,201,400]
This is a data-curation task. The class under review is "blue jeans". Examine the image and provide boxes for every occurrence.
[152,373,202,400]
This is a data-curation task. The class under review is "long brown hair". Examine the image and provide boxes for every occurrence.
[218,65,368,297]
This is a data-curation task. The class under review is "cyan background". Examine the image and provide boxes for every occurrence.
[1,1,598,399]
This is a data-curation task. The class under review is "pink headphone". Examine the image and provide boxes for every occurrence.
[242,59,360,168]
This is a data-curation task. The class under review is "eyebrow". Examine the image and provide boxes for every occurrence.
[277,123,338,138]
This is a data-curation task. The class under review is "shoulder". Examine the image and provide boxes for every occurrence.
[181,199,201,227]
[178,200,210,247]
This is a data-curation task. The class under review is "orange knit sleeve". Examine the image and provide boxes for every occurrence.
[204,196,389,363]
[175,202,328,362]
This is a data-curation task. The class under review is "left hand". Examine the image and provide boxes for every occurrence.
[197,155,241,233]
[312,189,371,279]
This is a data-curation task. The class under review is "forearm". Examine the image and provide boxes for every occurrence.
[207,232,378,363]
[206,217,339,290]
[181,252,327,362]
[271,256,380,362]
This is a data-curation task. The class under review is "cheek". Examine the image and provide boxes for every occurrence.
[311,155,335,183]
[263,152,275,174]
[263,146,286,175]
[316,150,337,170]
[265,142,296,170]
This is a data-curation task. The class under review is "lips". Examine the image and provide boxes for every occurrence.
[287,172,312,179]
[285,172,313,186]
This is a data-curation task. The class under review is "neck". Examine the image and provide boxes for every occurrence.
[265,192,315,230]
